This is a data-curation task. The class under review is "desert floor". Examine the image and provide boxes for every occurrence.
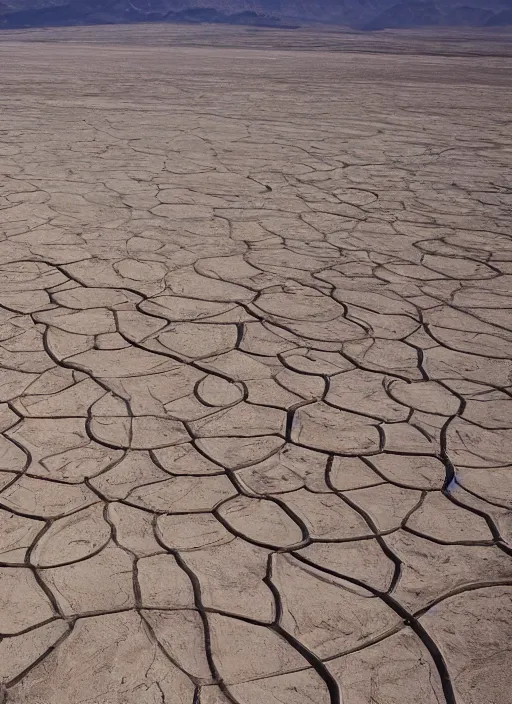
[0,24,511,704]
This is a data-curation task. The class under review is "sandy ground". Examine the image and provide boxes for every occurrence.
[0,25,511,704]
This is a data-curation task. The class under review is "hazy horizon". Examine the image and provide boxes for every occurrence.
[1,0,512,31]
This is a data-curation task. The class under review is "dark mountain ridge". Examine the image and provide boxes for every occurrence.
[1,0,512,30]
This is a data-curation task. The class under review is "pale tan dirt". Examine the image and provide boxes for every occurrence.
[0,25,511,704]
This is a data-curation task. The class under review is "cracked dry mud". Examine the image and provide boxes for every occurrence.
[0,28,511,704]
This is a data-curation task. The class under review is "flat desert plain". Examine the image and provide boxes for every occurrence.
[0,24,511,704]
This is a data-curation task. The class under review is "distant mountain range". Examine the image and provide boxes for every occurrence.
[1,0,512,30]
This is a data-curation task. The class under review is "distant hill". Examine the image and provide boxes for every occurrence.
[1,0,512,30]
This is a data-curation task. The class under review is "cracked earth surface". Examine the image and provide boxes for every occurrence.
[0,30,511,704]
